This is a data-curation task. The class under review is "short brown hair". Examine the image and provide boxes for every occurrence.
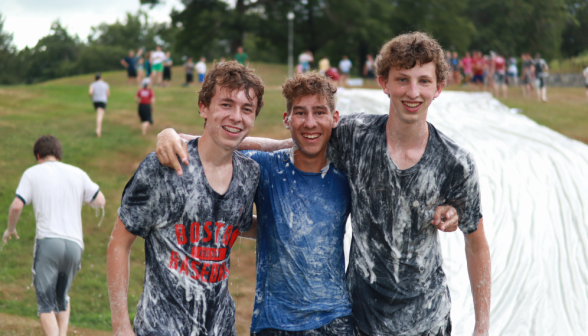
[282,71,337,113]
[376,32,449,84]
[198,61,265,117]
[33,135,62,160]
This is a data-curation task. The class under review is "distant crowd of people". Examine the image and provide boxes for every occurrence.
[444,50,550,101]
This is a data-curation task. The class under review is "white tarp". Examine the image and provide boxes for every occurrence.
[337,89,588,335]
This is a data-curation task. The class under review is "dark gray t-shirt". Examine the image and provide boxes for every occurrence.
[328,114,482,336]
[118,139,260,336]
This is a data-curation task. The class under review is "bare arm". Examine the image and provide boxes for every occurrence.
[86,191,106,208]
[3,197,24,243]
[107,88,110,98]
[121,59,129,68]
[107,217,138,336]
[239,215,257,240]
[88,85,94,97]
[156,128,293,176]
[464,219,491,336]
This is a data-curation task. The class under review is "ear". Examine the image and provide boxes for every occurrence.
[332,110,340,128]
[199,101,209,119]
[378,76,390,96]
[283,111,291,129]
[434,80,446,99]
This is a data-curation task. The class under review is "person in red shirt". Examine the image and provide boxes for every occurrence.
[135,79,156,135]
[471,51,485,91]
[492,52,507,98]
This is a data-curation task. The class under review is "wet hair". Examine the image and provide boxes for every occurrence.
[33,135,62,161]
[281,71,337,114]
[95,73,101,81]
[376,32,449,84]
[198,61,264,117]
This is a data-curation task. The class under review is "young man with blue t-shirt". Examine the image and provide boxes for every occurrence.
[155,71,461,335]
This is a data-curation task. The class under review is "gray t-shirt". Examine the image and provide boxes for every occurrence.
[328,114,482,336]
[118,139,260,336]
[90,80,109,103]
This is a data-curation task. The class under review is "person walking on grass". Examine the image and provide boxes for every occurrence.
[338,55,352,86]
[234,46,249,66]
[163,51,173,87]
[107,61,263,336]
[135,79,155,136]
[534,53,549,102]
[184,57,194,87]
[121,49,143,86]
[3,135,105,336]
[89,73,110,138]
[195,57,207,84]
[493,51,507,98]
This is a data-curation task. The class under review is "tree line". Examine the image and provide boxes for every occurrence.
[1,0,588,85]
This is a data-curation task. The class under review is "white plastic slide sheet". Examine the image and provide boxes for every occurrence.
[337,89,588,335]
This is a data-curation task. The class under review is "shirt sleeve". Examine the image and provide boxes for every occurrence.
[118,153,169,238]
[446,151,483,235]
[81,172,100,203]
[327,115,356,170]
[15,171,32,205]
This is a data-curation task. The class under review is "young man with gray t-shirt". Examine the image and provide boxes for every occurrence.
[89,73,110,138]
[3,135,106,336]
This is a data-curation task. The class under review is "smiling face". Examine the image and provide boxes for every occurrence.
[283,94,339,159]
[200,85,257,150]
[378,62,444,125]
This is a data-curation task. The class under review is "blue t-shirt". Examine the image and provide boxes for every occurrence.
[245,149,352,333]
[124,56,136,71]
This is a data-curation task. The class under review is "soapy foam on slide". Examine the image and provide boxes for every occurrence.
[337,89,588,335]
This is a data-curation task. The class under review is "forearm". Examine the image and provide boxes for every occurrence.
[107,219,136,334]
[7,206,22,232]
[465,225,491,334]
[87,191,106,208]
[237,137,293,152]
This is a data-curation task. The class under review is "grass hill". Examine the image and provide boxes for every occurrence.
[0,63,587,335]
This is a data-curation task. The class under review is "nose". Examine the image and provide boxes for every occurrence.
[230,106,244,123]
[303,113,318,128]
[407,80,419,100]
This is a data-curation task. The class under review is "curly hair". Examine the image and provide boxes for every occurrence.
[198,61,265,117]
[282,71,337,113]
[376,32,449,84]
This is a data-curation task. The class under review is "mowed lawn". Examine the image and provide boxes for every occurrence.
[1,63,587,335]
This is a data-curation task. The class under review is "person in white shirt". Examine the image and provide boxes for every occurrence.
[338,55,352,86]
[195,57,207,84]
[3,135,105,336]
[88,73,110,138]
[150,46,167,86]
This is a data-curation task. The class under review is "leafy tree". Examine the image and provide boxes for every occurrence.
[0,13,21,84]
[561,0,588,57]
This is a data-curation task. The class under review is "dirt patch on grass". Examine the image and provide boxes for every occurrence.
[0,313,110,336]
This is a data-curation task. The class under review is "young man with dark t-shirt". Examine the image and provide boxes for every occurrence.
[107,61,264,336]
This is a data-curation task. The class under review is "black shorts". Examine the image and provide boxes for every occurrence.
[127,68,137,78]
[366,69,375,79]
[536,77,545,89]
[251,315,354,336]
[93,102,106,110]
[163,67,171,80]
[138,104,153,124]
[186,73,194,83]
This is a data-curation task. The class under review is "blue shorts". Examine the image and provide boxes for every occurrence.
[199,73,205,83]
[472,74,484,83]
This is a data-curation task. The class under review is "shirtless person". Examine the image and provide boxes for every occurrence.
[107,61,263,336]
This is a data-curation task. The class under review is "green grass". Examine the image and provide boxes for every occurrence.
[1,63,587,334]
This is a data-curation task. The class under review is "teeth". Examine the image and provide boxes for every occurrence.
[222,126,240,133]
[303,134,319,139]
[404,102,421,108]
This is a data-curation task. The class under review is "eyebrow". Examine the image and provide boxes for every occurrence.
[292,105,329,110]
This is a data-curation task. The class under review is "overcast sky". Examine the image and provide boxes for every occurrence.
[1,0,186,50]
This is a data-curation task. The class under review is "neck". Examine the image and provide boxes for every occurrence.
[38,155,59,164]
[386,116,429,149]
[292,147,328,173]
[198,130,234,167]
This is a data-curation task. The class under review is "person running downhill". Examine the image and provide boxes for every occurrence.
[4,135,105,336]
[107,61,263,336]
[89,73,110,138]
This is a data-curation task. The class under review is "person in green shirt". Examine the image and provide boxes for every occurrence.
[234,46,249,66]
